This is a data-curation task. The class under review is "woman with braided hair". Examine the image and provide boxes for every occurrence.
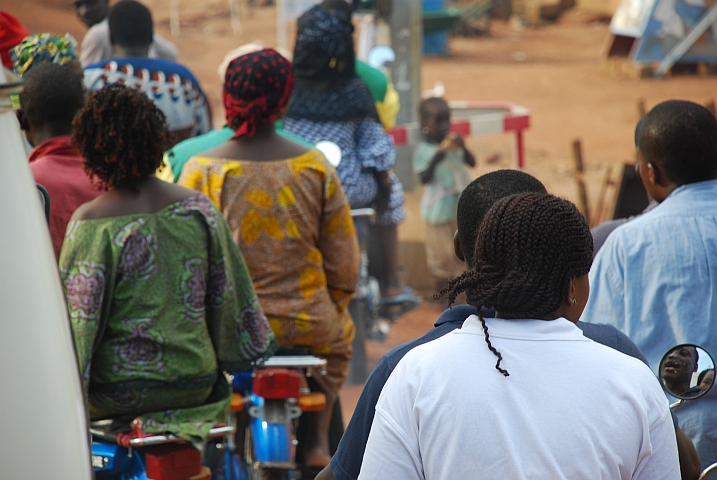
[60,84,277,441]
[359,193,679,480]
[179,48,359,468]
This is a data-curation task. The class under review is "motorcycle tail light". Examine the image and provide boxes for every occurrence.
[145,443,202,480]
[298,392,326,412]
[253,368,301,399]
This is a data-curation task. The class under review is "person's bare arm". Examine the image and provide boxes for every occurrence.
[314,465,337,480]
[418,149,447,184]
[452,135,476,168]
[676,426,701,480]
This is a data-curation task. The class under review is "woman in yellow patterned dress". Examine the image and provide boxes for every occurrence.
[178,48,358,468]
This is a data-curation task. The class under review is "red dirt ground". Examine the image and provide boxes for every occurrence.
[8,0,717,422]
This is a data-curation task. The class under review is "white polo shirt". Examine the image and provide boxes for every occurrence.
[358,315,679,480]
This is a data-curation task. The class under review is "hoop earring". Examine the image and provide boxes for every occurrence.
[572,299,577,305]
[421,126,429,134]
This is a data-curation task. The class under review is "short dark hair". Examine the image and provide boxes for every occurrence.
[457,170,548,267]
[419,97,449,125]
[19,62,84,128]
[638,100,717,185]
[72,84,169,191]
[698,368,714,386]
[108,0,153,49]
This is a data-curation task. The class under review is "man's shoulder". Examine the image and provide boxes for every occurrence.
[380,309,469,371]
[384,322,462,370]
[83,19,108,41]
[576,321,649,365]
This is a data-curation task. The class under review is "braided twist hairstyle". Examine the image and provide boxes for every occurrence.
[72,84,169,191]
[440,193,593,375]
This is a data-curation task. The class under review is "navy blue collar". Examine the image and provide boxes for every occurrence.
[434,304,495,327]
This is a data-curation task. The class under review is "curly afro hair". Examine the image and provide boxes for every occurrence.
[439,193,593,375]
[72,84,169,191]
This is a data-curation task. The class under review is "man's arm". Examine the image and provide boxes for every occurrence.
[676,426,701,480]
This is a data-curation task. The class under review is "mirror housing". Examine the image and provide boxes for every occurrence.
[659,344,715,400]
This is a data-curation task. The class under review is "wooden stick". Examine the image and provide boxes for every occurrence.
[706,98,716,117]
[594,164,614,226]
[572,139,590,225]
[637,98,647,118]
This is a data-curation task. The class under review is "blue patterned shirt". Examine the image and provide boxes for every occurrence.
[282,117,395,208]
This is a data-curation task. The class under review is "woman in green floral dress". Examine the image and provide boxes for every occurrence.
[59,84,277,440]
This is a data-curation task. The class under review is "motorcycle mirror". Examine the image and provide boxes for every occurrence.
[316,141,342,168]
[659,344,715,400]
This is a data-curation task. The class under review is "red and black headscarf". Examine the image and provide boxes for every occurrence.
[223,48,294,139]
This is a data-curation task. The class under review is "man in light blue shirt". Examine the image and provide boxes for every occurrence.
[583,100,717,467]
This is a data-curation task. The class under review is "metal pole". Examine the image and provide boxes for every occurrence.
[389,0,422,191]
[389,0,422,126]
[170,0,180,36]
[277,0,288,51]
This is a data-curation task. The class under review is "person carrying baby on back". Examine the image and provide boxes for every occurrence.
[413,96,476,292]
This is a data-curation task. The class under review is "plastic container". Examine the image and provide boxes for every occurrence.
[423,0,448,55]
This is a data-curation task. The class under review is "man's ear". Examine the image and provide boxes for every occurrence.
[647,161,667,187]
[16,110,30,132]
[453,230,465,262]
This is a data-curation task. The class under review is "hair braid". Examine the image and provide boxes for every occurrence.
[72,84,169,191]
[438,193,593,375]
[478,310,509,376]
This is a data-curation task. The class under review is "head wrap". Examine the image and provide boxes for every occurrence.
[292,4,355,84]
[11,33,78,77]
[224,48,294,139]
[0,11,29,69]
[286,4,378,123]
[217,42,293,84]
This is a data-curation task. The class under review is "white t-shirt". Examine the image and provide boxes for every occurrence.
[358,315,679,480]
[80,19,178,67]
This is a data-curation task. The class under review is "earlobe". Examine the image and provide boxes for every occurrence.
[566,279,576,305]
[453,231,465,262]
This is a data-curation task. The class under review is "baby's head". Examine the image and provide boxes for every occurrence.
[419,97,451,144]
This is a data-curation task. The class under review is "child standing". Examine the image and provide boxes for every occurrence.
[413,97,476,290]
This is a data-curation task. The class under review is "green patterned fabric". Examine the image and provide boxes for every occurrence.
[11,33,78,77]
[60,193,277,441]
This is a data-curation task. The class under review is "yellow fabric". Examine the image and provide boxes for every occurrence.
[156,155,174,182]
[375,81,400,131]
[178,150,359,394]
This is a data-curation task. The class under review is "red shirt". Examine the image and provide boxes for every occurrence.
[29,136,102,259]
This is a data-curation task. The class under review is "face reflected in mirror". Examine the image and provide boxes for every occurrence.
[659,344,715,399]
[699,369,715,392]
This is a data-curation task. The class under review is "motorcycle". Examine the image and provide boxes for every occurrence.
[659,344,717,479]
[91,418,234,479]
[230,349,332,480]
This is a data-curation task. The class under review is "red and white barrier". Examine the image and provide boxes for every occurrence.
[388,101,531,169]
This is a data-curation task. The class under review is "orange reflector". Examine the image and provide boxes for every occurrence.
[298,392,326,412]
[189,466,212,480]
[231,393,245,412]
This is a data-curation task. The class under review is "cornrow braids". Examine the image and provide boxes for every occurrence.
[72,84,169,191]
[438,193,593,375]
